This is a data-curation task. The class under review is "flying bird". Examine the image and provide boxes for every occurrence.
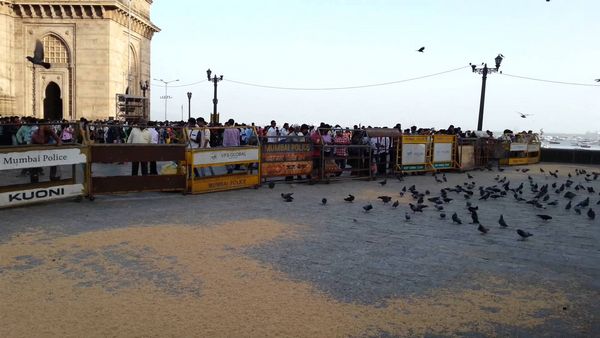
[417,46,425,52]
[594,79,600,82]
[26,39,51,69]
[517,112,533,118]
[517,229,533,240]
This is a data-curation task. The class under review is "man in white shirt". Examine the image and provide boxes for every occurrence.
[147,121,160,175]
[127,119,151,175]
[266,120,278,143]
[198,118,214,176]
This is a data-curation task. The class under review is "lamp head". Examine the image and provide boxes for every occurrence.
[206,69,212,80]
[187,92,192,99]
[219,75,223,81]
[495,54,503,69]
[470,63,476,72]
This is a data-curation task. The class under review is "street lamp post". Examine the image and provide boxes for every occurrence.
[470,54,504,131]
[154,78,179,121]
[187,92,192,120]
[206,69,223,125]
[140,80,149,119]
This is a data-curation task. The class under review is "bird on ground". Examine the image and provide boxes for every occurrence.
[564,191,576,199]
[565,200,572,210]
[588,208,596,220]
[536,214,552,221]
[588,187,595,193]
[405,212,411,221]
[281,193,294,199]
[467,173,474,179]
[548,200,559,206]
[442,173,447,182]
[467,206,479,213]
[574,208,582,215]
[517,112,533,118]
[284,196,293,202]
[478,223,490,234]
[577,197,590,208]
[470,211,480,224]
[321,198,327,205]
[452,212,462,224]
[378,195,392,203]
[498,215,508,228]
[402,186,407,192]
[434,205,444,211]
[379,179,387,186]
[517,229,533,240]
[540,168,545,173]
[268,182,275,189]
[392,200,399,208]
[344,194,355,202]
[363,204,373,213]
[522,168,530,173]
[417,46,425,52]
[26,39,51,69]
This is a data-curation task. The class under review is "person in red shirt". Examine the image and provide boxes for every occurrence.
[333,129,350,176]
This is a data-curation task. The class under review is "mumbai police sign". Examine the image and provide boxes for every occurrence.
[0,184,85,208]
[0,148,87,170]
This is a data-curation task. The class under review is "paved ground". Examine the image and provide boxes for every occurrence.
[0,163,599,337]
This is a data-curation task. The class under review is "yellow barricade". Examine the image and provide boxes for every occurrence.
[396,135,434,173]
[185,127,261,194]
[432,135,459,170]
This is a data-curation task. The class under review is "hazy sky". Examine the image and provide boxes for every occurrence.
[149,0,600,133]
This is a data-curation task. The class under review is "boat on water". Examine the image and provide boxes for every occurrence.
[579,143,592,148]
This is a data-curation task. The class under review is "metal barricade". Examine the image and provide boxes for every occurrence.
[395,135,434,173]
[185,127,261,193]
[85,124,187,199]
[317,128,373,181]
[0,122,87,208]
[260,135,313,182]
[457,137,478,171]
[431,134,459,170]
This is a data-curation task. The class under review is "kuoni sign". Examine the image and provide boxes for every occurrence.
[0,148,87,170]
[0,184,85,208]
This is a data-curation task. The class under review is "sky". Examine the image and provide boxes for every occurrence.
[148,0,600,134]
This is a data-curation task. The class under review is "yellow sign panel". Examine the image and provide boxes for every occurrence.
[508,157,529,166]
[402,136,429,144]
[433,135,455,143]
[190,174,260,193]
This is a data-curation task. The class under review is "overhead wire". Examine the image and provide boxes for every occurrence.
[500,73,600,87]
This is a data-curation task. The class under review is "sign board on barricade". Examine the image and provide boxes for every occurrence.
[527,143,540,152]
[432,135,457,169]
[190,174,260,192]
[0,183,85,208]
[510,143,528,152]
[0,147,87,170]
[193,147,259,167]
[399,136,430,171]
[261,142,312,177]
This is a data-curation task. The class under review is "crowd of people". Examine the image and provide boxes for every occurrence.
[0,115,540,181]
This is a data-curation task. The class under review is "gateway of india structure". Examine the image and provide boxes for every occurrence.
[0,0,159,121]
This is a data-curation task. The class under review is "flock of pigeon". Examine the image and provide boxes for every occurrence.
[273,166,598,241]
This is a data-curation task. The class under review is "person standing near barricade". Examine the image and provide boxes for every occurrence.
[147,121,159,175]
[198,118,215,176]
[334,128,350,176]
[60,120,74,143]
[30,120,62,183]
[266,120,278,143]
[127,119,151,176]
[223,119,240,174]
[371,134,390,176]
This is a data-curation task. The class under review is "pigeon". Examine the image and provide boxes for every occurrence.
[405,212,411,221]
[564,191,576,199]
[284,196,293,202]
[498,215,508,228]
[363,204,373,212]
[442,173,447,182]
[379,179,387,186]
[522,168,530,173]
[565,200,572,210]
[478,223,489,234]
[540,168,545,173]
[281,193,294,199]
[392,200,399,208]
[417,46,425,52]
[440,213,446,219]
[588,187,595,194]
[517,229,533,240]
[268,182,275,189]
[577,197,590,208]
[378,195,392,203]
[536,214,552,221]
[547,200,559,206]
[470,211,480,224]
[595,79,600,82]
[452,212,462,224]
[574,208,582,215]
[588,208,596,220]
[321,198,327,205]
[467,173,474,179]
[518,112,532,119]
[344,194,355,202]
[26,39,51,69]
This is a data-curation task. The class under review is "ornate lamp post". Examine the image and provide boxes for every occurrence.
[140,80,149,119]
[187,92,192,120]
[206,69,223,125]
[470,54,504,131]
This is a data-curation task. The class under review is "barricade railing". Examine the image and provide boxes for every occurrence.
[395,135,434,173]
[457,137,478,171]
[431,134,459,170]
[0,122,87,208]
[260,135,313,182]
[316,128,375,181]
[85,124,187,199]
[185,127,261,193]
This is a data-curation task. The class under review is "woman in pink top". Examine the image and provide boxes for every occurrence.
[60,122,74,143]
